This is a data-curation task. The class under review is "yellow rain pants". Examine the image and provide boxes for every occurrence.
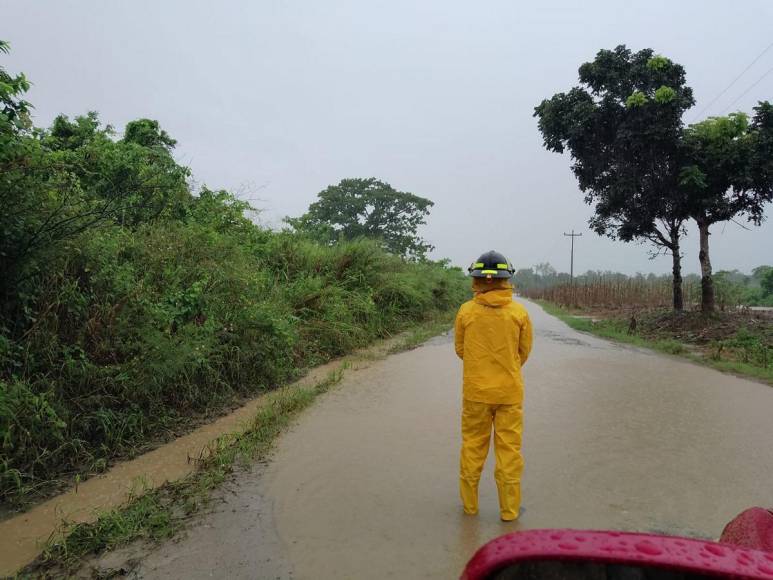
[460,399,523,520]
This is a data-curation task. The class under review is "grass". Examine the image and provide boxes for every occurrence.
[387,311,455,353]
[537,300,773,384]
[703,359,773,383]
[23,316,451,577]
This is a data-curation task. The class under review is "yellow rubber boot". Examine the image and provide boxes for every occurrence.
[496,480,521,521]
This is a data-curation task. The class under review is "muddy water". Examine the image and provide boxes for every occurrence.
[0,348,375,577]
[136,299,773,580]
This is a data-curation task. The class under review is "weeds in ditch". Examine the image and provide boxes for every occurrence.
[31,369,343,575]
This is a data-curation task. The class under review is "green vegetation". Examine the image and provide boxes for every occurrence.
[680,107,773,313]
[286,177,435,260]
[535,45,773,313]
[387,311,455,353]
[537,301,773,384]
[713,267,773,308]
[0,42,467,507]
[709,327,771,371]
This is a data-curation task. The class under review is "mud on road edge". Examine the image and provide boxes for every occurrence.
[20,316,455,578]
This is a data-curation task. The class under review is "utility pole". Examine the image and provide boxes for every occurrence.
[563,230,582,283]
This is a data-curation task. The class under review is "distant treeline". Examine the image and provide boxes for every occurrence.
[515,264,773,309]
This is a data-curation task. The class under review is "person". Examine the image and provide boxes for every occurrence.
[454,250,533,521]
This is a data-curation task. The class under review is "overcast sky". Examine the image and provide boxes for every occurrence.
[4,0,773,275]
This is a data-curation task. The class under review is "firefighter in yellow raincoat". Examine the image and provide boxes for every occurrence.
[455,250,532,521]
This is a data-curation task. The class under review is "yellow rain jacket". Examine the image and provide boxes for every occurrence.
[454,281,532,405]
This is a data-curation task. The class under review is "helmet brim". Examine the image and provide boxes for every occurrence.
[468,269,513,279]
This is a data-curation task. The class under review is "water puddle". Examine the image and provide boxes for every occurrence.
[538,329,592,347]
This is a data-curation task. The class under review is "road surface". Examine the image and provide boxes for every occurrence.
[133,300,773,579]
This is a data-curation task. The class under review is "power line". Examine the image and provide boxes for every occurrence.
[717,64,773,115]
[690,41,773,121]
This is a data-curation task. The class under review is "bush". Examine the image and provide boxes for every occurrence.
[0,215,467,505]
[722,328,771,368]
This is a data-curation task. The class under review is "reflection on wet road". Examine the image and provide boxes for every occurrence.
[139,300,773,579]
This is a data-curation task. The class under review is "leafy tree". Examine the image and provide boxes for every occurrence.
[47,111,104,150]
[0,43,190,315]
[534,46,695,310]
[123,118,177,150]
[0,135,89,298]
[713,270,745,311]
[0,40,30,132]
[0,42,75,300]
[47,113,190,226]
[1,112,189,306]
[760,268,773,298]
[679,103,773,312]
[753,265,773,296]
[288,178,435,259]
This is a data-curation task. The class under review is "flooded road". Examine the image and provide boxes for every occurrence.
[137,300,773,579]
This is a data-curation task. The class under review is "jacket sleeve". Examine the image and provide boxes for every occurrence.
[454,307,465,359]
[518,311,533,366]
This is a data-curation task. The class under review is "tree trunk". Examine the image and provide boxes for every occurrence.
[697,220,714,313]
[670,229,684,312]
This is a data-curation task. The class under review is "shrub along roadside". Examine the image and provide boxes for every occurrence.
[1,217,467,508]
[536,300,773,384]
[0,46,468,508]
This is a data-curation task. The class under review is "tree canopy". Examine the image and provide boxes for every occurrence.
[287,178,435,260]
[679,103,773,311]
[534,45,695,310]
[0,40,30,132]
[1,110,190,299]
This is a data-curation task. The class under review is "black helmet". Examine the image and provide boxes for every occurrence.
[468,250,514,279]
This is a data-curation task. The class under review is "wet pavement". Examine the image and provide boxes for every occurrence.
[124,300,773,578]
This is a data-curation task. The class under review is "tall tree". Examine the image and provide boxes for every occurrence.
[0,41,190,300]
[679,102,773,312]
[44,113,190,226]
[534,46,694,310]
[288,178,435,260]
